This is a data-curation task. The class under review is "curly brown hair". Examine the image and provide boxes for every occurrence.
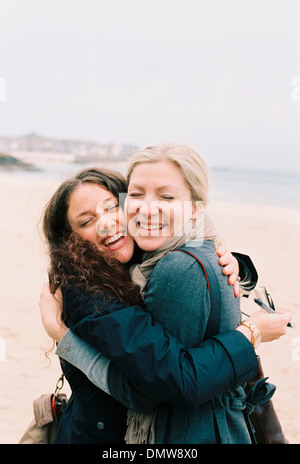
[48,232,143,310]
[42,167,143,314]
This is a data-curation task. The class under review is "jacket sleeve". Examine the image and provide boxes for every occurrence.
[56,330,161,413]
[63,290,258,408]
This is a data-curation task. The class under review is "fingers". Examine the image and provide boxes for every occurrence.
[222,264,239,283]
[249,309,293,343]
[216,247,240,297]
[233,281,240,298]
[267,311,293,330]
[216,246,227,258]
[218,250,239,273]
[39,281,62,303]
[282,311,293,327]
[275,313,291,336]
[277,311,293,322]
[227,272,240,296]
[222,263,234,276]
[40,281,50,299]
[217,249,231,266]
[42,281,50,292]
[54,286,63,303]
[220,260,240,296]
[286,312,293,322]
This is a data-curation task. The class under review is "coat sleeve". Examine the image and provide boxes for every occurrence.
[61,288,258,408]
[56,330,160,412]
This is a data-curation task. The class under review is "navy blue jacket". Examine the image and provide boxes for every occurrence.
[54,290,128,443]
[54,251,258,443]
[54,296,258,443]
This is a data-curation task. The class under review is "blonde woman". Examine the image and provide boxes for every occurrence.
[40,145,291,444]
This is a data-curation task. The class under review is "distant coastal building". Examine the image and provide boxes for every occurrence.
[0,133,139,162]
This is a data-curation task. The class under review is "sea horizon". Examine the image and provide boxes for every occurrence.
[1,160,299,211]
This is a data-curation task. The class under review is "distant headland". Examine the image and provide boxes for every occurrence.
[0,133,139,169]
[0,152,40,171]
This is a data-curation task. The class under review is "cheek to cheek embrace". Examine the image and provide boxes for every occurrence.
[126,160,198,252]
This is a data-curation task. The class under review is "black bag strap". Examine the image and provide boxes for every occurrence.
[170,246,221,339]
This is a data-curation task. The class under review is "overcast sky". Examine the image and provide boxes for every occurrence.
[0,0,300,172]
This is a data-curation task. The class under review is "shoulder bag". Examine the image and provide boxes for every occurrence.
[172,246,288,445]
[19,374,68,444]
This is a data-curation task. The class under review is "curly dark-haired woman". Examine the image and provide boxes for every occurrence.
[40,164,291,444]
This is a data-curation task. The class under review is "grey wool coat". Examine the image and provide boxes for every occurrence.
[56,241,267,444]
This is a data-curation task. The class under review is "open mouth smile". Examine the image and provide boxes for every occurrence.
[102,232,127,250]
[138,222,164,230]
[135,221,168,235]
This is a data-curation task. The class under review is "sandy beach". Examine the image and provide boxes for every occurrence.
[0,171,299,444]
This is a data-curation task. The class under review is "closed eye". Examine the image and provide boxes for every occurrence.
[80,218,94,227]
[107,203,119,212]
[160,195,175,200]
[128,193,143,197]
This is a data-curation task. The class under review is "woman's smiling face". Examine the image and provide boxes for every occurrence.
[126,160,197,252]
[67,183,135,263]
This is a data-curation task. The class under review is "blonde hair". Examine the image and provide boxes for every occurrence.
[127,142,210,206]
[127,142,221,246]
[127,143,250,296]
